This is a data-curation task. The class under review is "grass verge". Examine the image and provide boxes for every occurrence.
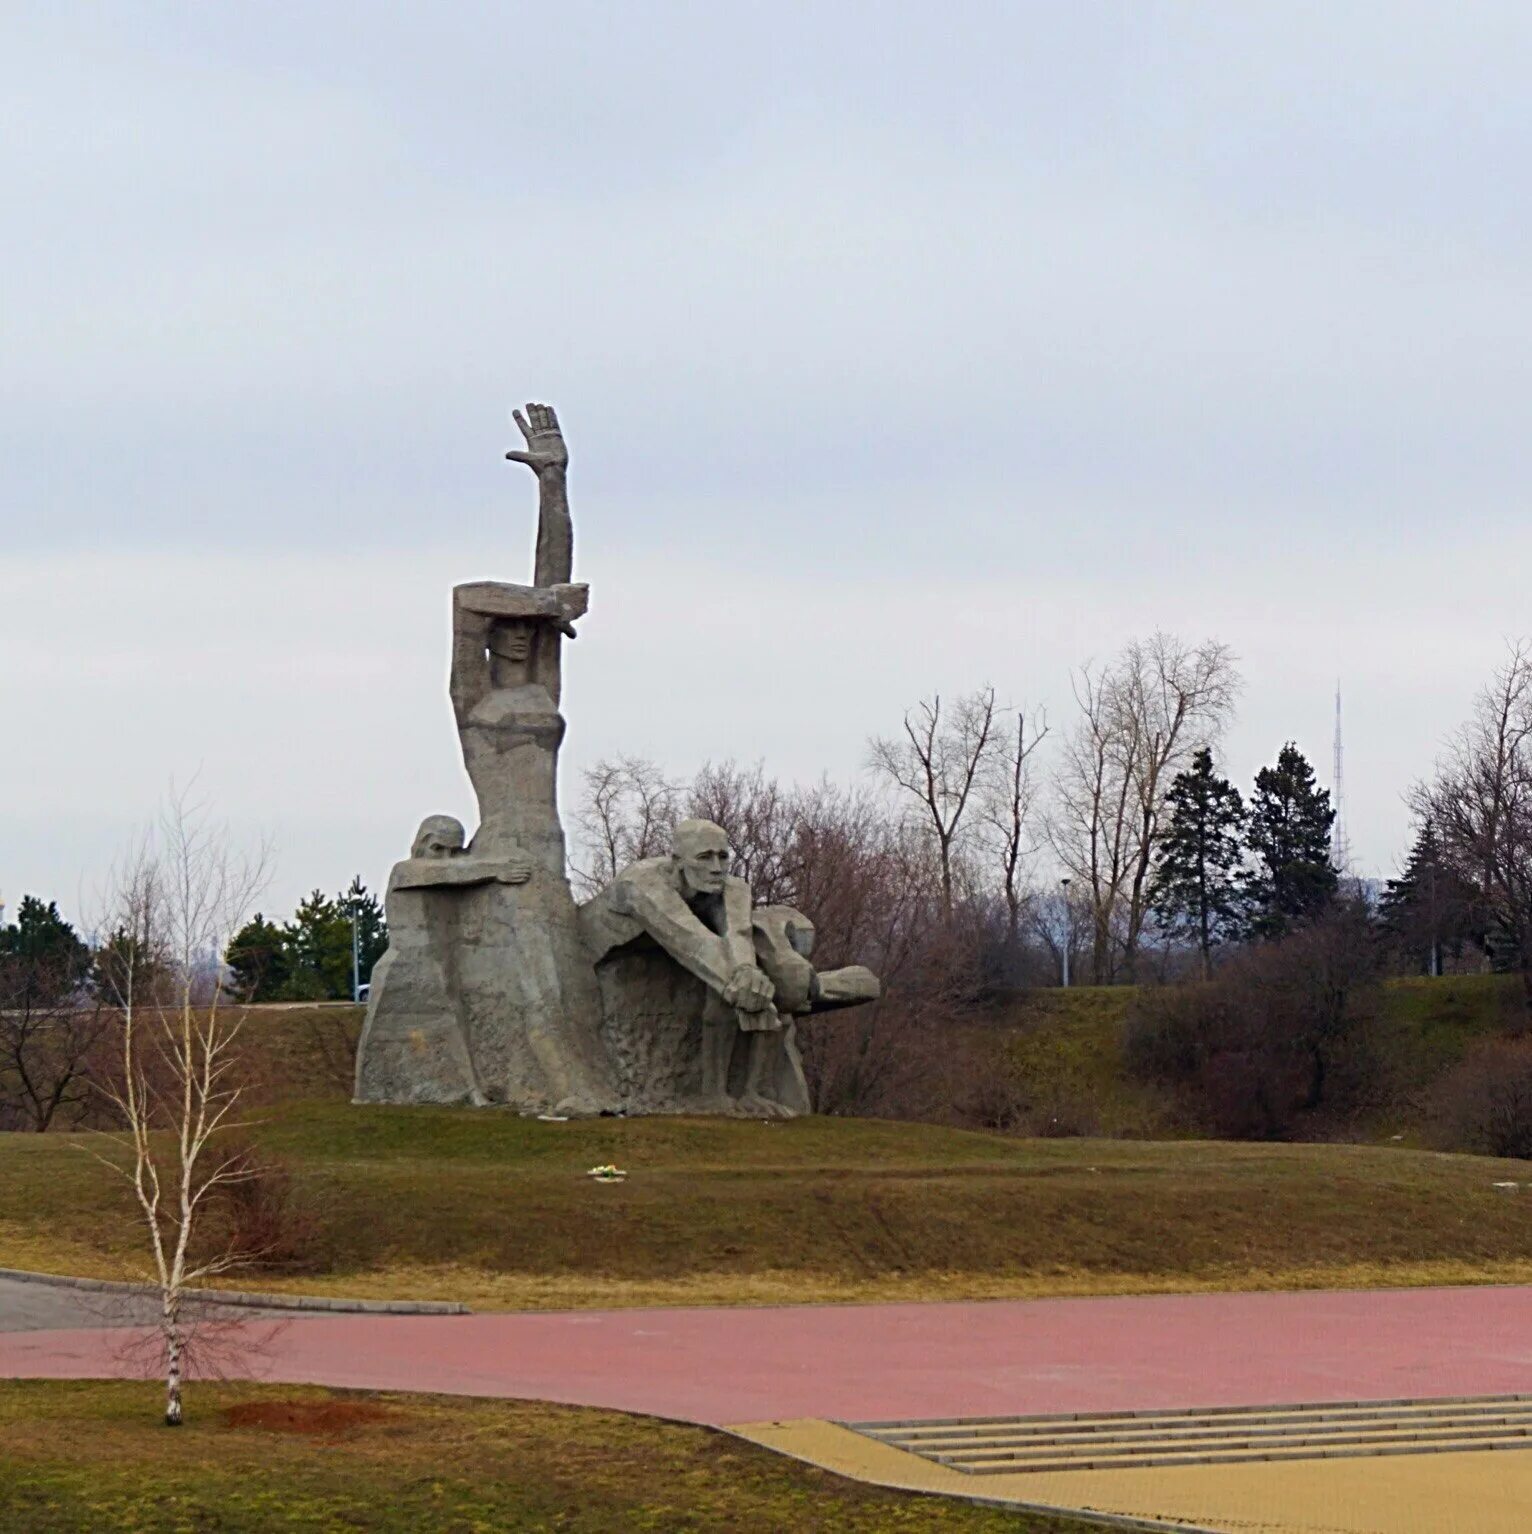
[0,1380,1097,1533]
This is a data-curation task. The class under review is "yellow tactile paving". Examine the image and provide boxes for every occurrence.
[730,1416,1532,1534]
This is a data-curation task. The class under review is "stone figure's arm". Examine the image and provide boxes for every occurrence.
[449,595,491,727]
[506,403,573,587]
[808,965,881,1010]
[393,854,532,891]
[613,875,772,1007]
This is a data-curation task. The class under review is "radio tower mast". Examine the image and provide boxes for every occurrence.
[1331,681,1351,876]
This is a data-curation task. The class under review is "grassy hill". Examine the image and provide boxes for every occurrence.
[5,1101,1532,1309]
[2,976,1527,1309]
[977,972,1528,1139]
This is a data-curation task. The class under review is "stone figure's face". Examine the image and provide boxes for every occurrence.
[412,816,465,859]
[672,822,730,897]
[489,621,533,664]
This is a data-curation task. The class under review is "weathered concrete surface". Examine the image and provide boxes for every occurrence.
[578,822,879,1117]
[353,410,879,1118]
[354,405,616,1115]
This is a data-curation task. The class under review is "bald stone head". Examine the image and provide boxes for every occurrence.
[671,819,730,898]
[412,815,466,859]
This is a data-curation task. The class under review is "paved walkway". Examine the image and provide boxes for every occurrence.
[3,1285,1531,1426]
[0,1276,322,1333]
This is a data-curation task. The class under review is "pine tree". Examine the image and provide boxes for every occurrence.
[1148,748,1246,977]
[280,891,353,1001]
[1378,819,1482,974]
[1243,743,1338,939]
[225,915,291,1001]
[0,896,92,1005]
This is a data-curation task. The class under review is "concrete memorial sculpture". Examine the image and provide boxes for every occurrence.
[354,405,880,1116]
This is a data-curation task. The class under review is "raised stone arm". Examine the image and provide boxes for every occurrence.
[450,582,589,718]
[506,402,573,588]
[455,581,588,629]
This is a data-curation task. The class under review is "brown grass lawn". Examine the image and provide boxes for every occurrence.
[4,1095,1532,1310]
[0,1380,1097,1533]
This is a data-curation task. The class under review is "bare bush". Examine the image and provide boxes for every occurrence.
[194,1140,323,1273]
[1432,1040,1532,1159]
[1124,900,1380,1139]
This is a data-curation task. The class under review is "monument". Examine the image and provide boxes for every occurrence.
[354,405,880,1116]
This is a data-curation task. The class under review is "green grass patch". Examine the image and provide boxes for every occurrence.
[0,1380,1092,1533]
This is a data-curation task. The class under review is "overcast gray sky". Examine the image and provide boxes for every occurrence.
[5,2,1531,920]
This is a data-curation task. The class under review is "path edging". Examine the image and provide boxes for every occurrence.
[0,1266,469,1315]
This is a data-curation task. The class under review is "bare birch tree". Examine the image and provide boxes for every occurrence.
[1049,636,1239,982]
[868,687,1000,922]
[93,792,268,1426]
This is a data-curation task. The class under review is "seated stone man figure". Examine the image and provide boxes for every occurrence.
[579,819,880,1117]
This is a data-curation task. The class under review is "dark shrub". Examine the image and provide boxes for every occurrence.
[1124,899,1381,1139]
[1432,1040,1532,1159]
[194,1141,324,1273]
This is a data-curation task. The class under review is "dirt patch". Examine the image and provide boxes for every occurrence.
[221,1398,396,1436]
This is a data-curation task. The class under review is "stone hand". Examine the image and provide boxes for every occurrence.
[506,402,569,475]
[496,856,533,886]
[722,964,775,1013]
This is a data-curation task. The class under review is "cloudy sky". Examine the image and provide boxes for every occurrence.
[5,3,1531,921]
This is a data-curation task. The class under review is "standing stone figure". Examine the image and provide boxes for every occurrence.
[354,405,616,1114]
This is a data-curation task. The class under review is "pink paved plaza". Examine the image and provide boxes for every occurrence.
[3,1285,1531,1426]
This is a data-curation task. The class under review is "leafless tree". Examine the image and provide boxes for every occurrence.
[1049,636,1239,982]
[1417,641,1532,1006]
[91,790,269,1426]
[686,760,794,904]
[1117,635,1240,977]
[0,955,108,1131]
[980,707,1048,938]
[868,687,1001,922]
[571,755,683,897]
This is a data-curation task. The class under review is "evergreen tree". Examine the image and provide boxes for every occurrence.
[1148,748,1247,977]
[225,915,291,1001]
[1378,819,1482,974]
[280,890,353,1000]
[225,880,388,1003]
[0,896,92,1004]
[1243,743,1338,939]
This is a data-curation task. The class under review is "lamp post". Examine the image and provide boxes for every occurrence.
[1060,877,1072,988]
[349,906,361,1004]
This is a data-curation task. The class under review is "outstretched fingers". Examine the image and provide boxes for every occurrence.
[514,402,562,439]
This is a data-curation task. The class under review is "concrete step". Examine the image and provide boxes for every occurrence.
[847,1394,1532,1476]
